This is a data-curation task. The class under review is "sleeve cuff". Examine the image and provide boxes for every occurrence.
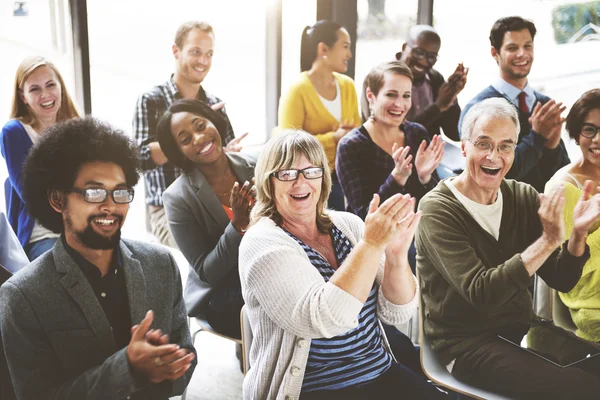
[376,275,419,325]
[323,281,365,329]
[505,253,534,289]
[563,240,591,267]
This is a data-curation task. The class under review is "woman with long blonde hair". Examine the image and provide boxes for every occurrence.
[1,56,79,260]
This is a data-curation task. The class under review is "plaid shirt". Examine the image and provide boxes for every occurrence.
[335,122,439,220]
[133,75,235,206]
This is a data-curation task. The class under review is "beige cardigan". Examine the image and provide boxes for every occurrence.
[239,211,419,400]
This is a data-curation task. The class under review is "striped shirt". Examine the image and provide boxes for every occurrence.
[132,75,235,206]
[285,225,392,392]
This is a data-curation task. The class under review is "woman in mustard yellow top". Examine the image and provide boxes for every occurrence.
[545,89,600,342]
[277,20,361,210]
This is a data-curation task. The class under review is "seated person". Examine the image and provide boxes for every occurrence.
[0,118,196,399]
[416,97,600,398]
[158,99,255,339]
[337,60,443,221]
[239,130,445,400]
[1,56,79,260]
[394,25,467,141]
[277,20,361,210]
[546,89,600,342]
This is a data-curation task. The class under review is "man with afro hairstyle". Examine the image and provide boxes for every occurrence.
[0,117,196,399]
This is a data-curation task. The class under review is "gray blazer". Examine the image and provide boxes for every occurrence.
[163,152,256,318]
[0,238,196,400]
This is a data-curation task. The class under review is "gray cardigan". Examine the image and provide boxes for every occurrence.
[162,152,256,318]
[0,238,196,400]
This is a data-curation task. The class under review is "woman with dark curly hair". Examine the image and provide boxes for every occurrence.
[1,56,79,260]
[545,89,600,342]
[158,99,255,339]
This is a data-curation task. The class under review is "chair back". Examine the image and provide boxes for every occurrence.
[552,289,577,333]
[240,305,253,375]
[0,264,16,400]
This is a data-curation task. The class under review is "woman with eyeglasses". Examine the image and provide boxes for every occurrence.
[239,130,445,400]
[0,56,79,261]
[158,99,255,339]
[276,20,361,211]
[545,89,600,342]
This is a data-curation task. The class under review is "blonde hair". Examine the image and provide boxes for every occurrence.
[361,60,413,122]
[252,130,332,233]
[174,21,214,49]
[10,56,79,125]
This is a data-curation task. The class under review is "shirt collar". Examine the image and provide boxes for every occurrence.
[61,235,121,282]
[492,77,534,103]
[168,74,207,102]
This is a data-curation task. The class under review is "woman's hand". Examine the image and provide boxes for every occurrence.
[390,143,413,187]
[363,193,414,249]
[538,185,566,248]
[230,180,256,233]
[414,135,444,185]
[333,121,356,144]
[572,180,600,235]
[385,209,422,264]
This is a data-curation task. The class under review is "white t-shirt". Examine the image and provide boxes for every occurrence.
[317,78,342,122]
[21,123,60,244]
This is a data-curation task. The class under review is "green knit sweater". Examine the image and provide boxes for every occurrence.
[416,179,589,365]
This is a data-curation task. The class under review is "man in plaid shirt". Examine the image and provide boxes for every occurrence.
[133,21,246,247]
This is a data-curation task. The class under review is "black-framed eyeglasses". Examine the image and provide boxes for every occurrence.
[467,139,517,155]
[272,167,324,181]
[408,45,439,63]
[66,188,135,204]
[581,123,600,139]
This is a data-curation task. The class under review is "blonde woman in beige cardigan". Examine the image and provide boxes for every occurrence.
[239,130,445,400]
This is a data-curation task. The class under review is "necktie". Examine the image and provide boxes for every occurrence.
[518,91,529,114]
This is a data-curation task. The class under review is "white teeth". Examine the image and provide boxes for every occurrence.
[40,101,54,108]
[591,149,600,155]
[514,61,528,66]
[95,219,115,225]
[291,193,309,199]
[389,111,402,116]
[481,166,500,171]
[199,141,213,154]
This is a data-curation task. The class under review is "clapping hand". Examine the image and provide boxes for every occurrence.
[436,63,468,111]
[538,186,566,247]
[572,180,600,235]
[127,311,195,383]
[231,179,256,234]
[390,143,413,187]
[529,100,567,149]
[414,135,444,184]
[363,193,415,249]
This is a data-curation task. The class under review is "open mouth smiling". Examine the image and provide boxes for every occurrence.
[481,166,501,176]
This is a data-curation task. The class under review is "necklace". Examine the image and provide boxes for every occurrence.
[216,189,232,197]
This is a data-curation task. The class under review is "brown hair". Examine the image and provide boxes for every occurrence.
[360,61,413,122]
[10,56,79,125]
[174,21,214,49]
[251,130,332,233]
[566,89,600,143]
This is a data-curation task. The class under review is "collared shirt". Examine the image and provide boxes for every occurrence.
[407,74,434,121]
[492,78,536,112]
[133,75,235,206]
[62,236,132,350]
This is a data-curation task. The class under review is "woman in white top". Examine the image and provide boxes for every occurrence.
[1,56,79,260]
[239,130,445,400]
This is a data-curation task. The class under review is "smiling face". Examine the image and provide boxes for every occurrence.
[322,28,352,73]
[170,111,223,166]
[61,161,129,250]
[401,34,440,81]
[173,28,214,85]
[579,108,600,169]
[272,154,322,226]
[462,116,518,193]
[20,65,62,123]
[492,29,534,83]
[368,72,412,126]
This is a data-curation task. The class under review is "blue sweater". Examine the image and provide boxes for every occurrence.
[458,85,570,193]
[1,119,35,248]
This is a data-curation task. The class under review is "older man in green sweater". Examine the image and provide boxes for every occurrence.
[416,97,600,398]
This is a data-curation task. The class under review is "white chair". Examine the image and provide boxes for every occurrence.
[240,305,252,375]
[418,294,512,400]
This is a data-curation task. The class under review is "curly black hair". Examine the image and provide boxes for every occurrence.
[157,99,228,171]
[489,16,536,51]
[22,117,141,233]
[566,89,600,143]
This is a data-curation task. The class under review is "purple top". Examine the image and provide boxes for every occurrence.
[335,121,439,220]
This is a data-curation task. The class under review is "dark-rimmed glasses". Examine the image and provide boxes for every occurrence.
[467,139,517,155]
[272,167,324,181]
[66,188,135,204]
[407,45,439,63]
[581,123,600,139]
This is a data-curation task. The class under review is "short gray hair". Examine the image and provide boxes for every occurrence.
[461,97,520,140]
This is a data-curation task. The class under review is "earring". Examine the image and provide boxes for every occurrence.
[369,106,375,120]
[322,55,327,59]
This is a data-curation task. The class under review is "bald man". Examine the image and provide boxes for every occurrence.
[396,25,468,141]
